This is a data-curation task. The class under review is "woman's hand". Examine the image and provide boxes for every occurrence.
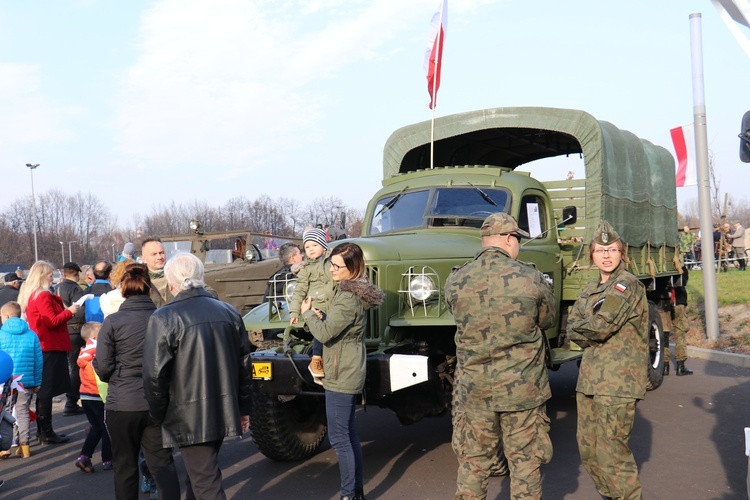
[300,297,312,314]
[67,304,80,314]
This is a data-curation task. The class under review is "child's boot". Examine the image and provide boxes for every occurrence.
[308,355,325,378]
[16,444,31,458]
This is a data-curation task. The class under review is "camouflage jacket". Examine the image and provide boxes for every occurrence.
[289,252,334,319]
[445,246,556,412]
[567,264,648,400]
[679,232,696,253]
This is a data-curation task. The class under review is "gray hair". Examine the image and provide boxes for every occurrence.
[164,252,205,291]
[278,242,301,265]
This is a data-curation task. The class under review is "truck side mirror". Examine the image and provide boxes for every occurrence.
[561,206,577,226]
[740,110,750,163]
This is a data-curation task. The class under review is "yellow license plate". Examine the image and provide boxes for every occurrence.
[252,362,272,380]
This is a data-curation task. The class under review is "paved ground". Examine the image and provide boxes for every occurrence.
[1,357,749,499]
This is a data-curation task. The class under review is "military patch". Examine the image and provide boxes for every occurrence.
[615,283,627,293]
[592,297,605,313]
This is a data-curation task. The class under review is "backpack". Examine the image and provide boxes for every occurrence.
[85,296,104,323]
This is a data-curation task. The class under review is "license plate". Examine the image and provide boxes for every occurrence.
[252,362,272,380]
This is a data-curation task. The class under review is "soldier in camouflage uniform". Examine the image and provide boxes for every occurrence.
[568,220,648,500]
[664,266,693,376]
[445,213,556,500]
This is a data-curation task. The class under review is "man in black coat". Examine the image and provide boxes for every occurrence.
[56,262,87,416]
[0,273,22,310]
[143,253,251,500]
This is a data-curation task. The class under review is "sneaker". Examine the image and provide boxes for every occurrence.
[141,475,155,494]
[75,455,95,473]
[102,461,113,471]
[308,356,325,378]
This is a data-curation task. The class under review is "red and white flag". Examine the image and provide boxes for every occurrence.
[425,0,447,109]
[670,124,697,188]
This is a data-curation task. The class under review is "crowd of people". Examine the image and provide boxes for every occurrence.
[0,214,705,499]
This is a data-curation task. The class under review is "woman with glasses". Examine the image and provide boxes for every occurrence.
[300,243,384,500]
[566,220,649,500]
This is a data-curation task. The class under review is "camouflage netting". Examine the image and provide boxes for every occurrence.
[383,106,678,248]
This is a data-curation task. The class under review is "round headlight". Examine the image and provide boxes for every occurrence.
[285,281,297,303]
[409,275,435,302]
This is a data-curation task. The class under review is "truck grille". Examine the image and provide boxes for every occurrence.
[366,265,380,341]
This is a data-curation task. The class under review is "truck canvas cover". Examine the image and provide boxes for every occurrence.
[383,106,677,248]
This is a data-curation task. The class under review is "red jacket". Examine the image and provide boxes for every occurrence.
[26,291,73,352]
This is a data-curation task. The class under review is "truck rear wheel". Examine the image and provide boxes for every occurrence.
[645,301,665,391]
[249,385,327,461]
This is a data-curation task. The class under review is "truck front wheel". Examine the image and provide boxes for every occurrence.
[645,301,665,391]
[249,385,327,461]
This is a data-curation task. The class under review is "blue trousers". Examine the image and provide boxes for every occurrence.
[81,399,112,461]
[325,390,363,497]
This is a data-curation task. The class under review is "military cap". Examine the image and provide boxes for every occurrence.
[480,213,530,238]
[592,220,620,245]
[63,262,82,272]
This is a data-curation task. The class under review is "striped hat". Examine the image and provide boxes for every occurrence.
[303,228,328,250]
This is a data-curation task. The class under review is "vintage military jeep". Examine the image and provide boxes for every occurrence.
[160,226,301,315]
[244,107,682,461]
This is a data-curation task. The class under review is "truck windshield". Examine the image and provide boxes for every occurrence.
[369,187,510,234]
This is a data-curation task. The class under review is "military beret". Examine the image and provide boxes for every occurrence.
[592,220,620,245]
[480,213,530,238]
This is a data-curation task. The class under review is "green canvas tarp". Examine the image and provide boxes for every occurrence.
[383,106,678,248]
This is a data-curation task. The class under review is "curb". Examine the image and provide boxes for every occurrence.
[686,345,750,369]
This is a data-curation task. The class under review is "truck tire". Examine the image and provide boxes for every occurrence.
[249,386,327,461]
[645,301,665,391]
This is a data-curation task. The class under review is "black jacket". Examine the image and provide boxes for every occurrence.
[143,288,252,447]
[0,286,19,310]
[93,295,156,412]
[55,279,86,332]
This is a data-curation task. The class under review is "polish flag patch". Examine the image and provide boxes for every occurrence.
[615,283,627,293]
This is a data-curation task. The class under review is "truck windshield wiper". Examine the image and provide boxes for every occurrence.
[375,187,408,217]
[468,183,498,206]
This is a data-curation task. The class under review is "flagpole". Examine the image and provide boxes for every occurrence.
[690,13,720,342]
[430,2,444,170]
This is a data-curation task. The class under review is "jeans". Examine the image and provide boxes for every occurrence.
[312,339,323,356]
[325,390,363,497]
[81,399,112,461]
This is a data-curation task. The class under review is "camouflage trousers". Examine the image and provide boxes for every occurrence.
[452,403,552,499]
[576,393,642,500]
[665,304,689,363]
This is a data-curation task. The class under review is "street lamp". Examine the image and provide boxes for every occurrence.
[26,163,40,262]
[68,241,77,262]
[59,241,65,265]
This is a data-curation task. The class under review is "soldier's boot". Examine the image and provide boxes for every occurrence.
[663,332,670,376]
[663,362,669,376]
[676,361,693,376]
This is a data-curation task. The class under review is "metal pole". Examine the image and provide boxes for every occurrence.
[59,241,65,265]
[68,241,77,262]
[690,13,720,341]
[26,164,39,262]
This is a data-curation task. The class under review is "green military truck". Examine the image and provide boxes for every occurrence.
[245,106,682,461]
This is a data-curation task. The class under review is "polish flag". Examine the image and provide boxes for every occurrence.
[425,0,447,109]
[670,124,697,188]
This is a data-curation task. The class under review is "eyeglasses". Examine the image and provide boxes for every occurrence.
[505,233,521,242]
[593,248,620,255]
[331,262,347,271]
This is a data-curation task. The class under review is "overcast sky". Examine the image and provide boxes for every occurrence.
[2,0,749,227]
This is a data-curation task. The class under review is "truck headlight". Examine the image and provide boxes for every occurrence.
[409,275,435,302]
[285,281,297,303]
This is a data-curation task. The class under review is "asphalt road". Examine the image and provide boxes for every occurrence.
[2,358,749,499]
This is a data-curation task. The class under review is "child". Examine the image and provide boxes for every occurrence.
[0,301,42,459]
[75,322,112,473]
[289,228,335,381]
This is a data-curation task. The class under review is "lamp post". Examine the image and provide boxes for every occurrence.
[26,163,40,262]
[59,241,65,265]
[112,243,115,262]
[68,241,77,262]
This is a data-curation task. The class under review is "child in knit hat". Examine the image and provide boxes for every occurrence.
[289,228,334,381]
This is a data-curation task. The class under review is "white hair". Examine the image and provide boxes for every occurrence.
[164,252,205,291]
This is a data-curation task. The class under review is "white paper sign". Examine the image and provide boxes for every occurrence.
[526,203,542,238]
